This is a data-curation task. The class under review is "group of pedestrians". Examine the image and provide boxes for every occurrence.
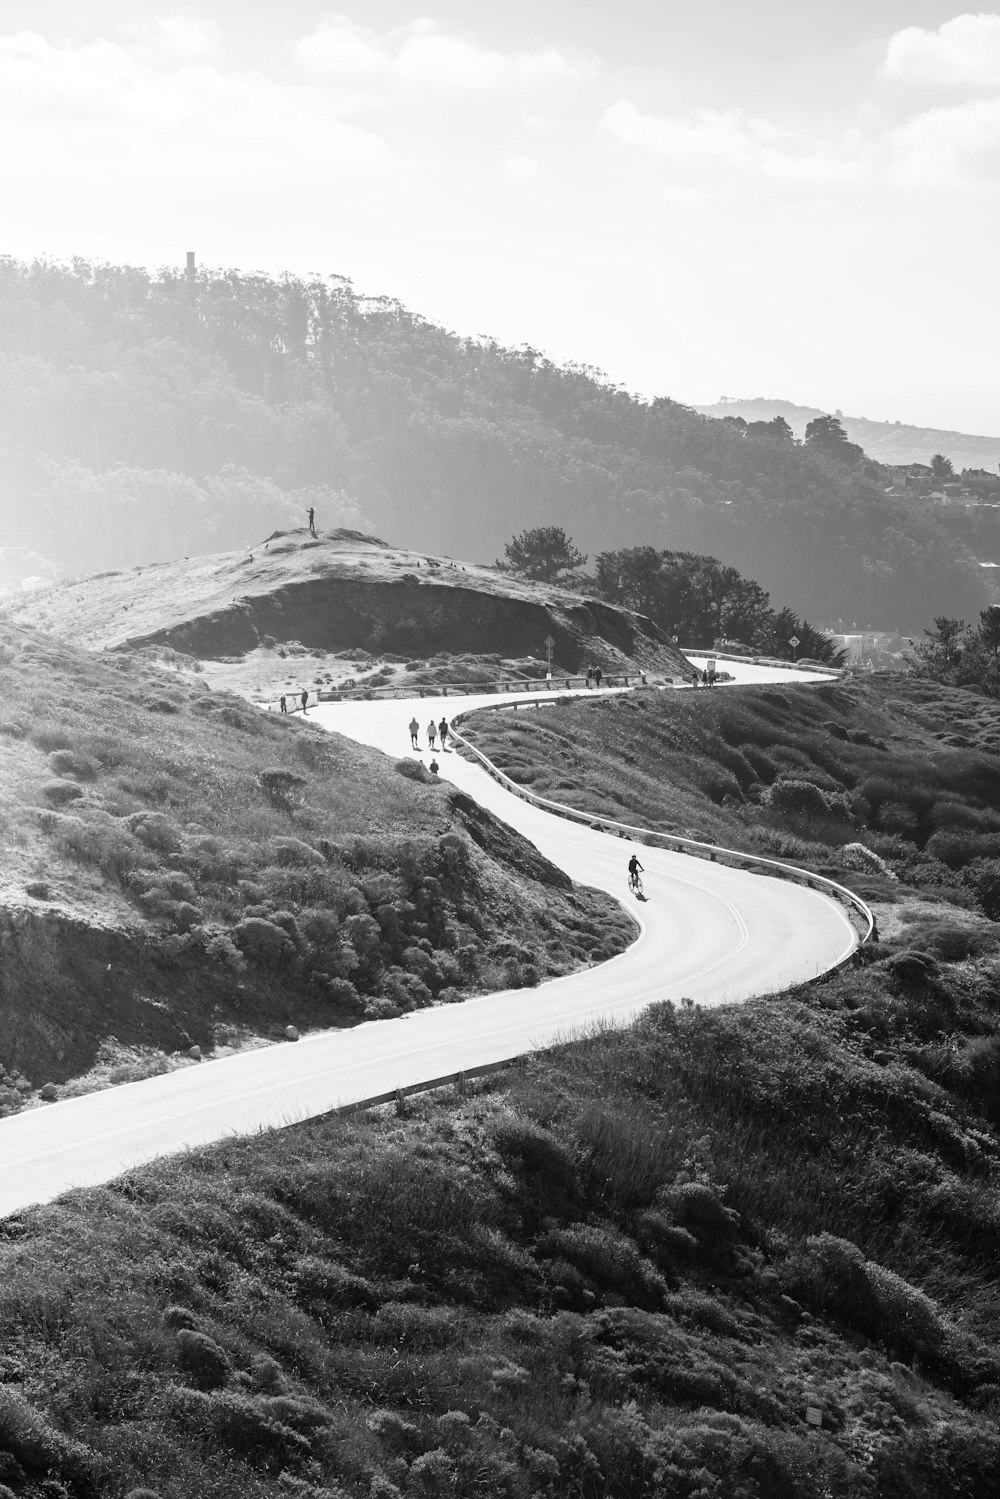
[585,665,603,689]
[409,715,449,752]
[279,690,310,713]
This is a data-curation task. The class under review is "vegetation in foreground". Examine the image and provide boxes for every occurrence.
[2,940,1000,1498]
[460,673,1000,921]
[0,620,632,1094]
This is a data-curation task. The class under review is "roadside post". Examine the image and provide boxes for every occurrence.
[544,633,554,686]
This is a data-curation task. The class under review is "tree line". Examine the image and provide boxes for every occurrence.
[0,256,985,628]
[499,526,844,664]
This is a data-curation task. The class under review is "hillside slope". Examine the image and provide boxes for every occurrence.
[0,619,633,1092]
[694,397,1000,473]
[4,530,692,684]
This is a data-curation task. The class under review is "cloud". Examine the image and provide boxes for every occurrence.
[292,14,597,92]
[883,13,1000,90]
[602,100,863,184]
[500,155,540,181]
[890,94,1000,183]
[125,14,222,58]
[0,31,385,181]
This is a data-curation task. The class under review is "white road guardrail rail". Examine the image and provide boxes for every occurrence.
[447,698,876,966]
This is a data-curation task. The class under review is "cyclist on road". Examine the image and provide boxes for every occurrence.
[628,854,644,892]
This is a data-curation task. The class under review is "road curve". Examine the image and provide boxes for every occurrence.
[0,670,855,1218]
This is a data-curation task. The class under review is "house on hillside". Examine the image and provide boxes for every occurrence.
[961,466,1000,500]
[882,463,933,495]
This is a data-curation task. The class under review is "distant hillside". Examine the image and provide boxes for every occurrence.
[0,258,988,630]
[694,397,1000,474]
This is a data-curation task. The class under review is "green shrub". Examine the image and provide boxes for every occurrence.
[927,830,1000,870]
[167,1387,311,1468]
[962,858,1000,919]
[0,1386,91,1477]
[373,1302,458,1348]
[659,1182,741,1255]
[269,836,325,868]
[293,1257,379,1311]
[907,922,998,961]
[259,768,308,810]
[542,1223,664,1303]
[233,917,296,966]
[768,779,828,817]
[176,1328,231,1389]
[396,758,433,783]
[41,778,84,805]
[48,748,97,779]
[125,810,181,853]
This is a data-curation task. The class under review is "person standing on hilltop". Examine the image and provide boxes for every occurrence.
[409,716,420,749]
[307,506,316,537]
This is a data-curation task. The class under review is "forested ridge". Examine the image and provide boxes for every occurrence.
[0,257,984,629]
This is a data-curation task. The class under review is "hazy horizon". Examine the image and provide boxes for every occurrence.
[2,3,999,432]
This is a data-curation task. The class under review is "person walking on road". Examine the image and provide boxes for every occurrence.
[429,758,439,775]
[439,716,450,749]
[427,720,437,750]
[279,694,287,714]
[585,666,594,689]
[300,689,308,712]
[594,666,603,689]
[409,716,420,749]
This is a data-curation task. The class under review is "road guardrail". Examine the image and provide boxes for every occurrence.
[446,698,875,966]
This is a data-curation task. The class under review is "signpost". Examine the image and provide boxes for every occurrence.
[544,634,555,684]
[789,635,800,662]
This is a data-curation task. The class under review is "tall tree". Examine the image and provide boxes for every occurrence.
[931,453,955,482]
[499,526,586,582]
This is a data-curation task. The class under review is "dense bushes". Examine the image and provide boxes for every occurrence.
[3,948,1000,1497]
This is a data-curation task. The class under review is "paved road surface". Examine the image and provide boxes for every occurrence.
[0,668,854,1217]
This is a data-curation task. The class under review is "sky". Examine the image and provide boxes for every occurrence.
[2,2,1000,433]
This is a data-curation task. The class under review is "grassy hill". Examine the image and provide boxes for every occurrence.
[3,642,1000,1493]
[459,673,1000,926]
[0,618,633,1096]
[2,530,692,706]
[693,397,1000,475]
[2,952,999,1498]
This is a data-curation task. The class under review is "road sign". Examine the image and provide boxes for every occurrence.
[789,636,800,649]
[544,635,555,648]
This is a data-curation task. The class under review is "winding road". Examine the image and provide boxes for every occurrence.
[0,662,857,1218]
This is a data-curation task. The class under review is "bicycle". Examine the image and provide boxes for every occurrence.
[627,871,643,896]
